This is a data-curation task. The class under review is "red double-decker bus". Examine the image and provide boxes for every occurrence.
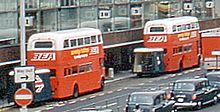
[27,28,105,98]
[201,32,220,70]
[133,16,200,76]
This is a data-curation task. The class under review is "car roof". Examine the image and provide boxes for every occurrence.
[206,71,220,75]
[175,78,208,84]
[130,90,165,98]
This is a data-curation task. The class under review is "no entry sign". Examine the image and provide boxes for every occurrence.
[14,88,33,106]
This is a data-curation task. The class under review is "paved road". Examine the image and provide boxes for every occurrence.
[5,67,220,112]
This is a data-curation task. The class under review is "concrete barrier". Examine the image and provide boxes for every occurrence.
[108,68,114,79]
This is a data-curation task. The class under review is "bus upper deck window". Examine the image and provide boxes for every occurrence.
[34,42,53,48]
[85,37,91,44]
[173,25,176,32]
[78,38,84,46]
[186,24,190,29]
[191,22,196,29]
[150,27,164,32]
[70,39,77,47]
[177,25,181,31]
[63,40,69,48]
[97,35,102,42]
[91,36,97,43]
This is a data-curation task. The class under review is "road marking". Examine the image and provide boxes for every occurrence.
[98,93,105,96]
[107,91,113,94]
[45,107,54,110]
[89,95,96,99]
[96,102,117,108]
[117,89,122,91]
[138,83,144,85]
[163,77,168,79]
[177,73,182,76]
[170,74,176,77]
[68,100,76,104]
[184,71,189,74]
[80,98,87,101]
[34,110,41,112]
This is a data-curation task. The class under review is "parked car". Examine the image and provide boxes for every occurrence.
[125,90,175,112]
[205,70,220,98]
[171,78,218,110]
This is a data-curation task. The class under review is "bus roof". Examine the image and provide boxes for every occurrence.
[29,28,102,41]
[201,32,220,37]
[145,16,198,27]
[144,16,199,34]
[134,48,163,53]
[28,28,102,50]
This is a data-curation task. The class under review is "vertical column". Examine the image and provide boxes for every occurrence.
[20,0,26,66]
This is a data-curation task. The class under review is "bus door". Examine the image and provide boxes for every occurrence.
[133,48,165,76]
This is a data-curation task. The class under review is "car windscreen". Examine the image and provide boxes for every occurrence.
[129,94,154,105]
[173,82,195,91]
[206,74,220,82]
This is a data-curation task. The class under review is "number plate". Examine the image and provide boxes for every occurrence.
[178,98,184,102]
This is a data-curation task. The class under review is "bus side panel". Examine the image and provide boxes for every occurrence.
[51,50,104,98]
[182,42,199,68]
[202,36,220,69]
[202,36,220,59]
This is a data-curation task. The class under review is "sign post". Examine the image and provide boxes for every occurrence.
[14,66,35,112]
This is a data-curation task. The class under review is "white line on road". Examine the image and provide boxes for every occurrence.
[98,93,105,96]
[68,100,76,104]
[80,98,87,101]
[96,102,117,109]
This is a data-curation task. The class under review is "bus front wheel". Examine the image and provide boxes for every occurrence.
[73,85,79,98]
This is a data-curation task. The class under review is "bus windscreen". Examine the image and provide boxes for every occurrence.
[35,42,53,48]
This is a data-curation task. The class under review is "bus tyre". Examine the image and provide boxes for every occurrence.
[179,61,183,72]
[73,85,79,98]
[100,78,104,91]
[137,73,142,77]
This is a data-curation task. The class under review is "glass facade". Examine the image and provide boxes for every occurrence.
[0,0,219,46]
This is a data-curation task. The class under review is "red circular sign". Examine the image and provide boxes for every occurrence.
[14,88,33,106]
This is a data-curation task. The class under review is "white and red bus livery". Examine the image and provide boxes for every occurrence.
[133,16,200,76]
[27,28,105,98]
[201,32,220,70]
